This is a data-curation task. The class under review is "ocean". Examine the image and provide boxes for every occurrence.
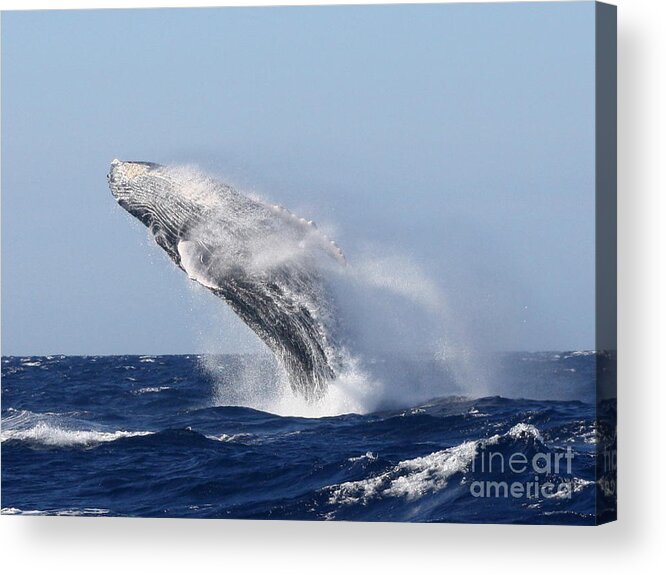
[1,353,614,524]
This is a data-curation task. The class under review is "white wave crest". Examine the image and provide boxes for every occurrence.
[1,507,111,516]
[1,423,153,447]
[1,409,153,447]
[131,386,171,394]
[328,423,544,505]
[205,432,254,443]
[507,422,543,442]
[543,477,594,499]
[348,451,378,463]
[329,440,478,505]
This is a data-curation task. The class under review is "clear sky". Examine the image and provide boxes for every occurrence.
[1,3,596,355]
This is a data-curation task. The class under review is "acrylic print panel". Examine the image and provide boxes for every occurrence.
[1,2,616,524]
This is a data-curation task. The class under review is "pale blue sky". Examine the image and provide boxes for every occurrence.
[1,3,596,355]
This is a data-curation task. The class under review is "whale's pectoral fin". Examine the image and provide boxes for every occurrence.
[177,240,218,289]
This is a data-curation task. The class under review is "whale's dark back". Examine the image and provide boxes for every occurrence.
[212,273,338,399]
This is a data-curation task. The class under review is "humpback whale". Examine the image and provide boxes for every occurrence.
[108,159,344,400]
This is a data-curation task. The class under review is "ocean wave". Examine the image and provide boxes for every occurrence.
[1,423,154,447]
[506,422,543,442]
[543,477,594,499]
[1,409,153,447]
[1,353,603,523]
[348,451,378,463]
[329,440,477,504]
[1,507,110,516]
[205,432,254,443]
[570,422,597,444]
[131,385,171,394]
[563,350,597,359]
[327,423,543,505]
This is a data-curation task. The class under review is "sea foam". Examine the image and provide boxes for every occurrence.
[327,423,546,505]
[0,409,153,447]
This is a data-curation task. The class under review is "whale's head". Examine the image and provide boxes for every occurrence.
[108,159,198,263]
[108,159,164,214]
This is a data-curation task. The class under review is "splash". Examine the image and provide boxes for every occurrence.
[109,161,486,416]
[205,351,381,418]
[200,228,486,417]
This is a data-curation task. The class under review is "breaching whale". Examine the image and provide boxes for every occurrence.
[108,159,344,400]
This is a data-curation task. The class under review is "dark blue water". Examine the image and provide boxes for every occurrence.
[1,353,611,524]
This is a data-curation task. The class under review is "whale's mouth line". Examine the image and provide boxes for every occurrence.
[109,159,344,402]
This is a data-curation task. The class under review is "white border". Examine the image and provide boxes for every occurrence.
[1,1,665,573]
